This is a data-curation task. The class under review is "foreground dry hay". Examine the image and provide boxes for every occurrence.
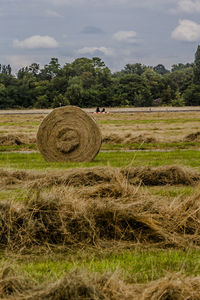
[1,268,200,299]
[0,165,200,251]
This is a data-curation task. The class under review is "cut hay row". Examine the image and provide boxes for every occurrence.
[102,133,157,144]
[0,182,200,250]
[1,165,199,187]
[1,268,200,299]
[102,131,200,144]
[0,133,156,147]
[184,131,200,142]
[122,165,199,186]
[0,134,36,146]
[1,131,200,147]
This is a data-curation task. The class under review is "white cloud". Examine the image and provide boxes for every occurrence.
[113,30,137,43]
[13,35,59,49]
[171,19,200,42]
[76,46,114,56]
[177,0,200,13]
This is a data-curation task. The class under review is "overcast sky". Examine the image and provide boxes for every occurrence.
[1,0,200,74]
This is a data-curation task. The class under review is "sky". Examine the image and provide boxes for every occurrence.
[1,0,200,74]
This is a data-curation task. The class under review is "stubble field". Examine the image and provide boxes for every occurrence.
[0,109,200,299]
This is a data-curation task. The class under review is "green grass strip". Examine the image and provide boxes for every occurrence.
[0,150,200,170]
[4,249,199,284]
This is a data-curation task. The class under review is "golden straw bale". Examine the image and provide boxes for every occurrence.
[37,106,102,162]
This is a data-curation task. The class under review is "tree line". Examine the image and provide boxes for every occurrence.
[1,46,200,109]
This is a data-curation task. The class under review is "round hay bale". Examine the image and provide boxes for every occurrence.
[36,106,102,162]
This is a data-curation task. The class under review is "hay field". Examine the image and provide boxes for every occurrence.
[1,110,200,151]
[0,109,200,299]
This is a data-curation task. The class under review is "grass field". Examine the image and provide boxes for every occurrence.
[0,109,200,299]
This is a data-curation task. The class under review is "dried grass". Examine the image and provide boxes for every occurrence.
[1,165,199,189]
[184,131,200,142]
[2,130,200,149]
[37,106,102,162]
[0,267,31,299]
[1,269,200,300]
[141,273,200,300]
[122,165,200,186]
[102,133,157,144]
[0,169,44,186]
[0,179,200,251]
[0,134,36,146]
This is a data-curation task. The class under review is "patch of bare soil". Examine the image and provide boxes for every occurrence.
[1,268,200,299]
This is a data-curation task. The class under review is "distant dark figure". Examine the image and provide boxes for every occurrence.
[101,108,105,113]
[96,107,100,113]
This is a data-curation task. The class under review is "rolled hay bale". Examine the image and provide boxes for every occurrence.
[37,106,102,162]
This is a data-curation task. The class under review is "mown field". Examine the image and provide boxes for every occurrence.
[0,109,200,299]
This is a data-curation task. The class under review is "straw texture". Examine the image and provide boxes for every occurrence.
[36,106,102,162]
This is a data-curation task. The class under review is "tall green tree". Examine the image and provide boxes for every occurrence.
[184,84,200,106]
[113,73,152,107]
[39,58,61,80]
[167,67,193,94]
[193,45,200,84]
[141,68,163,100]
